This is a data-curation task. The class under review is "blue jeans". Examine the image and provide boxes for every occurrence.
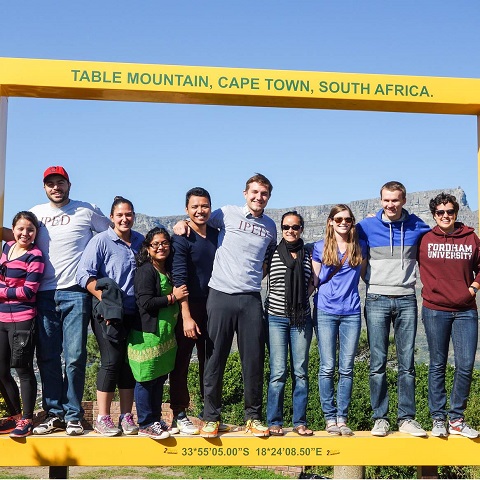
[36,288,91,422]
[134,375,167,428]
[365,293,417,422]
[315,310,361,422]
[422,306,478,421]
[266,315,312,427]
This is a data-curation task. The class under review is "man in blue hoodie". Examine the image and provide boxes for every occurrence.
[357,181,430,437]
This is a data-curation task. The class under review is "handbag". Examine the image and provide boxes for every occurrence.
[10,320,35,369]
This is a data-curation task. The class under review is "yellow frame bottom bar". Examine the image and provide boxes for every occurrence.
[0,431,479,467]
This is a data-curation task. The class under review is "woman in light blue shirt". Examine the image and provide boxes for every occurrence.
[77,196,144,437]
[312,204,366,436]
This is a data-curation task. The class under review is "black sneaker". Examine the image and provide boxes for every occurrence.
[33,414,65,435]
[0,415,21,434]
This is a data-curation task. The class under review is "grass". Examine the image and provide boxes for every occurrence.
[0,465,289,480]
[179,466,287,479]
[75,466,287,479]
[0,475,31,479]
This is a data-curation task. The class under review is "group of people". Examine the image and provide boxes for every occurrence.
[0,167,478,441]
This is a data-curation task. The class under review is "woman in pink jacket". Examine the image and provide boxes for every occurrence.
[0,211,44,437]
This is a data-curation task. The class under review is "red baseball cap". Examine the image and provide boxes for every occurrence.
[43,166,70,182]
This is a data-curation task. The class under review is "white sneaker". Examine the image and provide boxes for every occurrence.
[371,419,389,437]
[449,419,478,438]
[33,414,65,435]
[173,412,199,435]
[66,420,84,436]
[399,419,427,437]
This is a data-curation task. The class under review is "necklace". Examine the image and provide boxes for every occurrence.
[7,243,30,261]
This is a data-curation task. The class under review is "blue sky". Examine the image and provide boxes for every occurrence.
[1,1,479,223]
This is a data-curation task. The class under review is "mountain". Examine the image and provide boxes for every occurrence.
[133,187,479,365]
[134,187,477,242]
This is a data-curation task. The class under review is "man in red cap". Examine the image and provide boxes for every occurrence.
[27,166,111,435]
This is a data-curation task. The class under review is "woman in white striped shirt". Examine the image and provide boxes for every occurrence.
[265,211,314,436]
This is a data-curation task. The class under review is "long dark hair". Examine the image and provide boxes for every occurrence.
[136,227,172,271]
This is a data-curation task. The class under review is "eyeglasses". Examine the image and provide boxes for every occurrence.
[435,209,455,217]
[333,217,353,224]
[149,241,170,249]
[282,224,302,231]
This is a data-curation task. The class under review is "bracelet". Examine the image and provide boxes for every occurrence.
[169,294,174,304]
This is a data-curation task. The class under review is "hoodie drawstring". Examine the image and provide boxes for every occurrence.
[389,221,405,270]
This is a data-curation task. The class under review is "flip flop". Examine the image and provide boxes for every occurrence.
[293,425,314,436]
[269,425,284,436]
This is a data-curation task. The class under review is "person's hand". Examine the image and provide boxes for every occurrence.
[173,284,189,301]
[183,316,201,339]
[173,220,190,236]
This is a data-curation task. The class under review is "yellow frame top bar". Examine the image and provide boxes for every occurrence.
[1,57,480,115]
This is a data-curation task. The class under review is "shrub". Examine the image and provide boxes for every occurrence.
[186,330,480,479]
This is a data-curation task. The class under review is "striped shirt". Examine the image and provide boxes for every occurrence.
[0,241,45,322]
[266,248,312,318]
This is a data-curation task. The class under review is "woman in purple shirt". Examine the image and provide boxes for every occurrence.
[312,204,366,436]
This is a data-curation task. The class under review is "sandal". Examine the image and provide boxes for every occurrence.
[293,425,314,436]
[326,421,341,436]
[269,425,284,436]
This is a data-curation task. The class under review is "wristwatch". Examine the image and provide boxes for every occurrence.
[470,286,478,294]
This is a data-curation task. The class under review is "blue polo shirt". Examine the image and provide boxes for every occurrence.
[76,227,144,314]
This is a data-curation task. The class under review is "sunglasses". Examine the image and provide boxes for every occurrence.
[333,217,353,225]
[435,209,455,217]
[281,224,302,231]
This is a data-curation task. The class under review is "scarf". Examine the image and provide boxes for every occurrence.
[276,238,307,326]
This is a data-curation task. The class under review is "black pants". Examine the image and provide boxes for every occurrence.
[203,288,265,422]
[0,319,37,418]
[91,316,135,392]
[169,300,207,416]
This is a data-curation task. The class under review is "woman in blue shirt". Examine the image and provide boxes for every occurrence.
[77,196,144,436]
[312,204,366,436]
